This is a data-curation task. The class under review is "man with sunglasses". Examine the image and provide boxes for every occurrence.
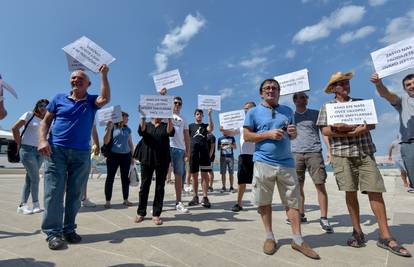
[317,72,411,257]
[244,79,319,259]
[289,92,333,233]
[38,65,110,250]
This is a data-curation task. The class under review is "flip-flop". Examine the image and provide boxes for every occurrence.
[134,215,145,223]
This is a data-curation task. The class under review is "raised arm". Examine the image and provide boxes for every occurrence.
[103,122,113,145]
[0,89,7,120]
[207,108,214,133]
[38,111,54,156]
[95,64,110,107]
[370,73,399,105]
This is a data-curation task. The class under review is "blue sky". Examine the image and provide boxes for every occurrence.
[1,0,413,155]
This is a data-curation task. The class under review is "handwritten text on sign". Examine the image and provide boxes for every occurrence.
[274,68,310,96]
[219,110,245,130]
[63,36,115,73]
[97,105,122,126]
[198,95,221,111]
[326,99,378,125]
[153,69,183,91]
[371,36,414,78]
[139,95,173,118]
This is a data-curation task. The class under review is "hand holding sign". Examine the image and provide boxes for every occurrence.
[97,105,122,126]
[0,74,18,99]
[139,95,173,118]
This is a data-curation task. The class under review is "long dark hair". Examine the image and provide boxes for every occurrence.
[33,99,49,117]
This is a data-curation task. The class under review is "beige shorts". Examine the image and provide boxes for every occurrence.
[252,161,300,209]
[331,155,386,194]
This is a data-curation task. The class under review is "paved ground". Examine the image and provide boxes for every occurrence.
[0,169,413,267]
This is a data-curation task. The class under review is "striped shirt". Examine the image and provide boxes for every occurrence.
[316,98,376,157]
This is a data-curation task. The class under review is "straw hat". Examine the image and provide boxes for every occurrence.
[324,71,354,93]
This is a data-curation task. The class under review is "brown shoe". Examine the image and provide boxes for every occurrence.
[263,239,277,255]
[291,241,320,260]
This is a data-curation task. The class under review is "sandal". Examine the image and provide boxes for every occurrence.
[123,200,133,206]
[377,237,412,257]
[347,229,366,248]
[134,215,145,223]
[152,217,163,225]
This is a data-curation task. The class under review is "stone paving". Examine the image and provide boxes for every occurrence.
[0,170,413,267]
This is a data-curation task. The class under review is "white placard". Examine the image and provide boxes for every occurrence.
[274,68,310,96]
[62,36,116,73]
[65,53,86,71]
[139,95,173,118]
[326,99,378,125]
[219,110,245,130]
[198,95,221,111]
[153,69,183,91]
[371,36,414,78]
[0,75,18,99]
[97,105,122,126]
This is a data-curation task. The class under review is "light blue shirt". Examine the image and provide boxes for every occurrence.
[244,104,295,168]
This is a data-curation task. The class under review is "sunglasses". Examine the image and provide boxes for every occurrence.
[38,103,48,108]
[174,102,182,106]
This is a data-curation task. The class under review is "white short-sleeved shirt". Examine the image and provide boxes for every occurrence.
[169,113,188,150]
[19,111,42,147]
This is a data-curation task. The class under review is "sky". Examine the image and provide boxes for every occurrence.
[0,0,413,156]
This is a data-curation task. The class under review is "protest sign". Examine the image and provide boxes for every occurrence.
[371,36,414,78]
[198,95,221,111]
[97,105,122,126]
[139,95,173,118]
[62,36,116,73]
[153,69,183,91]
[65,53,86,71]
[0,74,18,98]
[274,68,310,95]
[326,99,378,125]
[219,110,245,130]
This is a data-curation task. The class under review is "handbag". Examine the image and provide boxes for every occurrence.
[7,113,36,163]
[100,127,114,158]
[128,164,139,187]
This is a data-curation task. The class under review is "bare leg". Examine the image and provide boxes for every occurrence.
[221,173,226,188]
[192,173,198,197]
[315,184,328,218]
[201,172,209,197]
[299,181,305,214]
[258,205,273,233]
[286,208,301,235]
[208,171,214,187]
[237,184,246,206]
[175,174,182,202]
[345,191,362,233]
[401,171,409,188]
[229,173,234,188]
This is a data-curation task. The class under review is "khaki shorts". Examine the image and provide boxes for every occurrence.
[252,161,300,209]
[331,155,386,194]
[293,152,327,184]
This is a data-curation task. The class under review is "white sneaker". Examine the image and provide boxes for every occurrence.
[17,204,33,215]
[82,198,96,208]
[176,202,189,213]
[32,202,43,213]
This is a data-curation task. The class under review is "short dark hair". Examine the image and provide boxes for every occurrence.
[244,101,256,107]
[33,99,49,113]
[402,74,414,89]
[122,111,129,117]
[292,92,308,101]
[194,109,203,115]
[174,96,182,102]
[259,79,280,93]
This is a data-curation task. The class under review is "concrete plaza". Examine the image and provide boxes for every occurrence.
[0,169,413,266]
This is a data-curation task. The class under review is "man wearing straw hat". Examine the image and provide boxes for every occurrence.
[316,71,411,257]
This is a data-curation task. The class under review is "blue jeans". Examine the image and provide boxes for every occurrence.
[401,142,414,188]
[42,145,90,238]
[20,144,44,204]
[170,147,185,176]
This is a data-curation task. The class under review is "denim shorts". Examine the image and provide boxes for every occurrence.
[170,147,185,176]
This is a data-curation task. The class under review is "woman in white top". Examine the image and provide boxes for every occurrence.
[12,99,49,214]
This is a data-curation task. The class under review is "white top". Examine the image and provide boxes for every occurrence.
[169,113,188,150]
[239,126,255,155]
[19,111,42,147]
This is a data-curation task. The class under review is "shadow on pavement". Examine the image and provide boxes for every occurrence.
[0,258,55,267]
[0,230,41,240]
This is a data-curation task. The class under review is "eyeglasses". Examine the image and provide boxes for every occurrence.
[262,86,278,92]
[174,102,182,106]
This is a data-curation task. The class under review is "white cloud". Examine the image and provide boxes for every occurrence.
[251,45,275,56]
[239,57,267,68]
[338,25,376,43]
[380,9,414,44]
[293,5,366,44]
[369,0,388,6]
[219,88,234,100]
[154,13,206,73]
[285,49,296,59]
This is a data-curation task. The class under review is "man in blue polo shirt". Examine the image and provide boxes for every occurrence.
[38,65,110,250]
[244,78,319,259]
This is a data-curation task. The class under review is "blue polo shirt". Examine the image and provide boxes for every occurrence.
[47,93,99,150]
[244,104,295,168]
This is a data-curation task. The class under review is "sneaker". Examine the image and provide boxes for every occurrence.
[229,187,236,193]
[184,185,193,193]
[82,198,96,208]
[220,186,226,193]
[207,186,214,192]
[47,236,65,250]
[320,218,334,233]
[188,196,199,206]
[291,241,320,260]
[17,203,33,215]
[63,232,82,244]
[176,202,189,213]
[231,204,243,212]
[32,202,43,213]
[407,187,414,193]
[201,197,211,208]
[263,239,277,255]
